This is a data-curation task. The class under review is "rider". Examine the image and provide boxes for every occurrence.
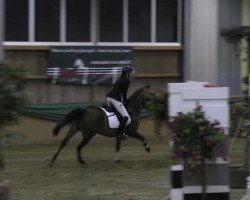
[106,65,133,140]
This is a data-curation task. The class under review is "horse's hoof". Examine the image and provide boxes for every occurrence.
[114,153,121,163]
[78,160,86,165]
[114,159,121,163]
[145,147,151,153]
[49,158,56,167]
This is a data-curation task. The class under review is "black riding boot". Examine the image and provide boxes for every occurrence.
[117,116,129,140]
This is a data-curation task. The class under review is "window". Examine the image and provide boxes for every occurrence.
[156,0,177,42]
[129,0,151,42]
[66,0,90,42]
[5,0,28,41]
[35,0,60,41]
[100,0,123,42]
[4,0,182,45]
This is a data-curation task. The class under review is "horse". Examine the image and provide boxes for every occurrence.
[50,85,152,166]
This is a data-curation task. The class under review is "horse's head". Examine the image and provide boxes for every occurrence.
[141,85,153,107]
[126,85,152,115]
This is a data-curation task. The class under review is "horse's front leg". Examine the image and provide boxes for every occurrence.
[129,131,151,153]
[114,138,122,163]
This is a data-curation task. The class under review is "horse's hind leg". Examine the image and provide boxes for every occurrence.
[50,125,78,166]
[129,131,151,152]
[77,131,95,165]
[114,138,122,163]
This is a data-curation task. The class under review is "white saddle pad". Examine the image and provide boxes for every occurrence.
[101,108,120,128]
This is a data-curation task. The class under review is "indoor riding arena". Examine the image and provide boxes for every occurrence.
[2,114,171,200]
[1,1,250,199]
[1,111,246,200]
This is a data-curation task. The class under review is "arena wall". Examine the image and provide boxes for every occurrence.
[5,46,182,104]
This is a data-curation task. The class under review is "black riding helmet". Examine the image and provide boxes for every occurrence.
[122,65,133,74]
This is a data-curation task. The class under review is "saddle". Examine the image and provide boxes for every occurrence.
[102,104,123,119]
[101,104,123,129]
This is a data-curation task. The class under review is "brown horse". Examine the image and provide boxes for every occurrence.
[50,85,152,166]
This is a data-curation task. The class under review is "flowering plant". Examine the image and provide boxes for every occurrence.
[167,105,226,168]
[146,91,168,139]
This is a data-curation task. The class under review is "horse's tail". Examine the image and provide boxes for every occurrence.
[52,108,85,136]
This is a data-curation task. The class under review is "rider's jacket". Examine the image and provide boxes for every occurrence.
[106,75,130,102]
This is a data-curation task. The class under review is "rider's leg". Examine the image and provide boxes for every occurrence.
[116,116,128,140]
[106,97,131,140]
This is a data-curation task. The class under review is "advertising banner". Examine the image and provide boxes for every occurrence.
[47,46,133,85]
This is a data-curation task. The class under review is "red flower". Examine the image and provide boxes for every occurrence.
[167,104,225,168]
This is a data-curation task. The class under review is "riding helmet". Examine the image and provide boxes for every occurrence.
[122,65,133,74]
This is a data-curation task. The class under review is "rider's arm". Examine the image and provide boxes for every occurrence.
[121,79,130,102]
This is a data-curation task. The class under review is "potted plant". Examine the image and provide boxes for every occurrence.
[0,62,28,199]
[167,104,227,200]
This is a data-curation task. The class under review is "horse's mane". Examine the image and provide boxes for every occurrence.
[126,88,143,105]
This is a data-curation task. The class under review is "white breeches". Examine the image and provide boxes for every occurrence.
[106,97,131,125]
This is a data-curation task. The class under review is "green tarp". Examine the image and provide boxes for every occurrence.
[23,102,150,121]
[23,96,240,122]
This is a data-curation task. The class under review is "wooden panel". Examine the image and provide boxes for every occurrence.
[5,50,48,76]
[5,48,182,103]
[134,50,181,75]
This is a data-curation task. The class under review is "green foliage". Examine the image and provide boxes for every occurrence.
[230,100,248,137]
[146,91,168,138]
[167,105,226,168]
[0,62,28,168]
[229,79,249,137]
[0,63,28,128]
